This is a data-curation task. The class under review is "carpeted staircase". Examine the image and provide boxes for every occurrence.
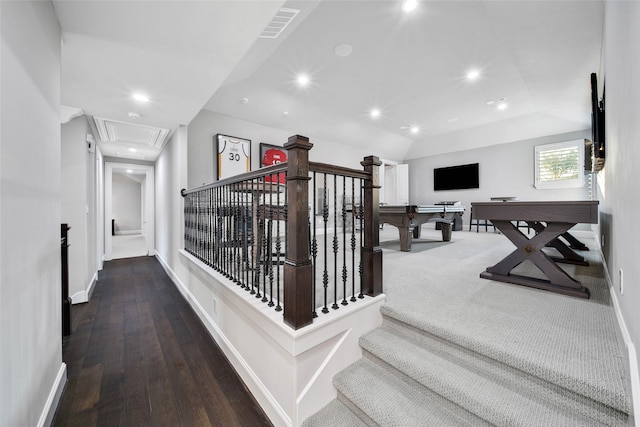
[303,230,631,426]
[304,306,629,426]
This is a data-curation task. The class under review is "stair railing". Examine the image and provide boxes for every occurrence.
[181,135,382,330]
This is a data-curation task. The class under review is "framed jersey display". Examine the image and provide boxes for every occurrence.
[216,134,251,180]
[259,143,287,184]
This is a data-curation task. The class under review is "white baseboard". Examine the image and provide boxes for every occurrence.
[37,362,67,427]
[87,271,98,300]
[70,271,98,304]
[598,250,640,422]
[154,251,290,427]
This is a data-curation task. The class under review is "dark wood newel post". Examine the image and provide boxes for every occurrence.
[361,156,383,296]
[283,135,314,329]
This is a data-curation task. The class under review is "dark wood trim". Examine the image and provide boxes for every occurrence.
[283,135,314,329]
[309,161,370,180]
[361,156,383,296]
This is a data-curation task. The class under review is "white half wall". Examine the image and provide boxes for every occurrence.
[0,2,66,425]
[157,122,384,426]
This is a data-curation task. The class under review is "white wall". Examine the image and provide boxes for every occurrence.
[112,173,142,233]
[187,110,399,189]
[156,126,187,269]
[601,0,640,408]
[407,129,592,226]
[0,2,66,426]
[61,116,99,303]
[156,115,385,426]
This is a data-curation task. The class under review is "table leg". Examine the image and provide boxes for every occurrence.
[413,224,421,238]
[481,220,589,298]
[560,231,589,251]
[398,227,412,252]
[526,221,588,266]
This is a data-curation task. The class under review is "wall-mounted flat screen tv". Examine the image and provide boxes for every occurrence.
[434,163,479,191]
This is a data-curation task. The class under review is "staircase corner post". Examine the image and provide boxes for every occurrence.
[361,155,383,296]
[283,135,314,329]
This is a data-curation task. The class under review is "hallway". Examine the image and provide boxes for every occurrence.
[53,257,271,427]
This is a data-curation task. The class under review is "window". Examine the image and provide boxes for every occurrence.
[534,140,585,189]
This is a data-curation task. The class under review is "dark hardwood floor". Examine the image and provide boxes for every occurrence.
[53,256,272,427]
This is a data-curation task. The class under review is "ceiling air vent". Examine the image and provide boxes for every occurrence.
[259,8,299,39]
[93,116,169,149]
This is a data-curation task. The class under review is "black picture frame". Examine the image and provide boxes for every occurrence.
[215,134,251,180]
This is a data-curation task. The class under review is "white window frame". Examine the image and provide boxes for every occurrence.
[534,139,585,189]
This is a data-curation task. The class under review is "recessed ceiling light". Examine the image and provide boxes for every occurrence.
[240,97,249,104]
[128,147,137,152]
[128,112,141,119]
[410,126,420,134]
[283,111,289,117]
[466,69,480,81]
[402,0,418,12]
[497,103,508,110]
[132,93,149,103]
[370,108,381,118]
[126,169,133,173]
[296,74,310,87]
[334,43,353,57]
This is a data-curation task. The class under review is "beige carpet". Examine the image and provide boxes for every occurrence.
[304,224,631,426]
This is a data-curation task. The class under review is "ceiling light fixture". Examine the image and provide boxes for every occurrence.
[126,169,133,173]
[128,112,141,119]
[128,147,137,152]
[132,93,150,103]
[296,74,310,87]
[370,108,381,119]
[240,97,249,104]
[410,126,420,134]
[466,69,480,81]
[334,43,353,57]
[497,102,508,110]
[402,0,418,12]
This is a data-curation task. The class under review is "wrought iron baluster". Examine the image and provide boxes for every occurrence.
[311,172,318,317]
[341,176,348,306]
[322,173,329,314]
[350,178,357,302]
[239,181,251,289]
[332,175,339,310]
[264,179,274,303]
[359,182,364,299]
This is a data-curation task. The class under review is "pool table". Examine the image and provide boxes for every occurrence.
[379,204,465,252]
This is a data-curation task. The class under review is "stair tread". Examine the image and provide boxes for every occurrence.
[360,321,626,425]
[380,304,629,414]
[334,358,489,426]
[301,399,367,427]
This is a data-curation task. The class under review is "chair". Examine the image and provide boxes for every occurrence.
[469,206,495,232]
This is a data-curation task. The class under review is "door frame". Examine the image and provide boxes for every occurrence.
[104,162,155,261]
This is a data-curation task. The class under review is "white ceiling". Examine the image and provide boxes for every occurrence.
[55,0,604,162]
[54,0,285,161]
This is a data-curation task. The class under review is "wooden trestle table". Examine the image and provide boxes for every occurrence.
[471,200,599,298]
